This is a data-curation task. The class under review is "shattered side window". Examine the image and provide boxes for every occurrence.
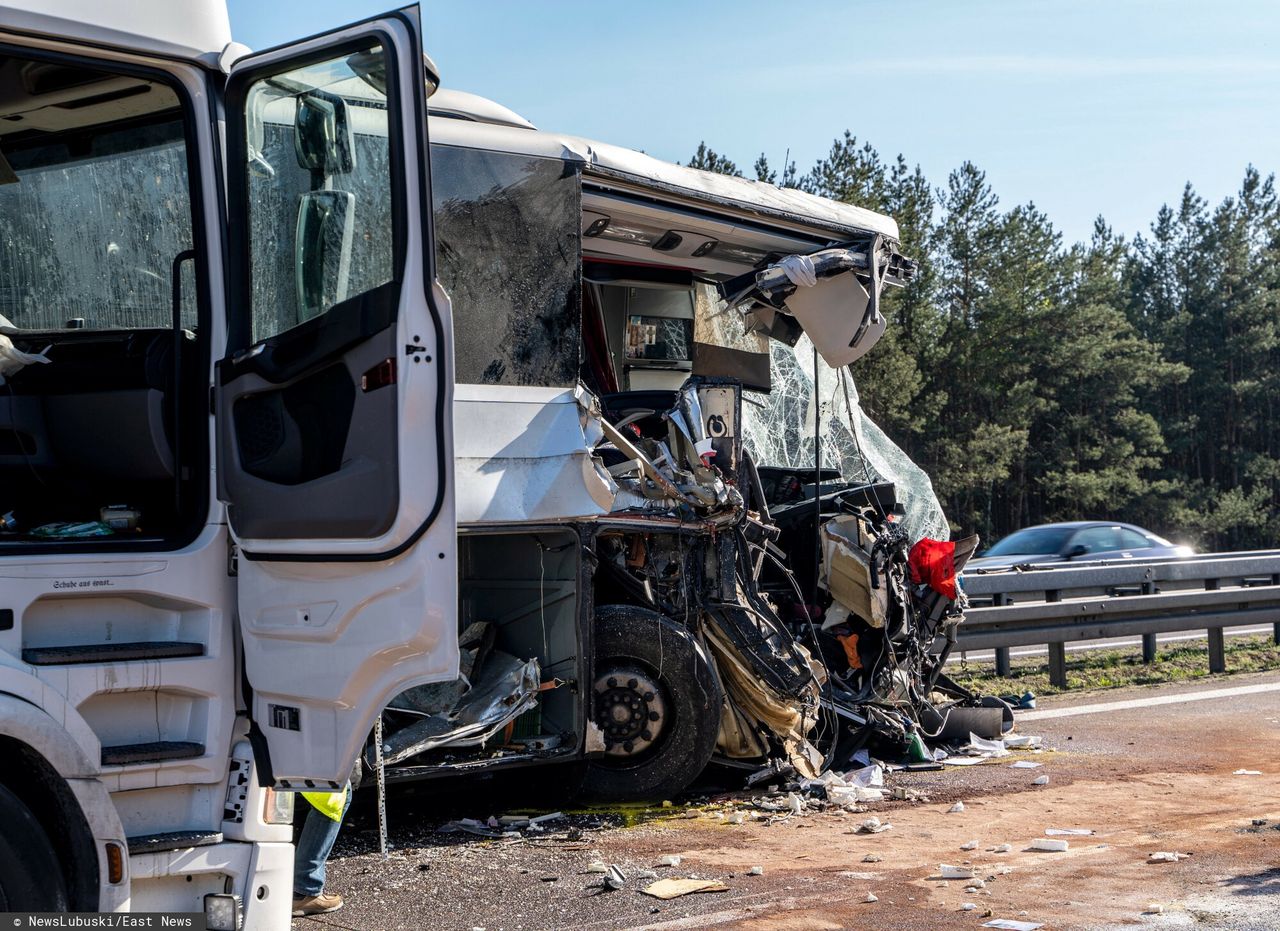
[741,335,950,542]
[431,145,582,386]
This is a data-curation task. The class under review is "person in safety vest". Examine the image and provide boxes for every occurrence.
[292,758,359,916]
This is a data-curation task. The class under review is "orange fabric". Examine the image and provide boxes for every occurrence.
[837,632,862,670]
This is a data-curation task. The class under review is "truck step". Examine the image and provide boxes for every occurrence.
[127,830,224,855]
[23,641,204,666]
[101,741,205,767]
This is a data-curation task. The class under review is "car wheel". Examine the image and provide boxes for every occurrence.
[583,605,722,802]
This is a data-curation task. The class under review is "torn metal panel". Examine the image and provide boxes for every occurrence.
[453,384,618,524]
[380,652,541,766]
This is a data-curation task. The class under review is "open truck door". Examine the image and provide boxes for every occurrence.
[217,7,457,788]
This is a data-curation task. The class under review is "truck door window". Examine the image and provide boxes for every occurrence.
[243,44,396,343]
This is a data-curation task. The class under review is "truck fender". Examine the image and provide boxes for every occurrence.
[0,691,128,911]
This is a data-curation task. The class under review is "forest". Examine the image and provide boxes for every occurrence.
[686,138,1280,552]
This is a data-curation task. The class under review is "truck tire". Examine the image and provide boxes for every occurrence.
[0,784,69,910]
[583,605,722,802]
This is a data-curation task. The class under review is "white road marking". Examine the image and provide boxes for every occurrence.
[1018,681,1280,721]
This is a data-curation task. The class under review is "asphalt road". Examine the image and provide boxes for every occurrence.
[298,672,1280,931]
[951,623,1277,665]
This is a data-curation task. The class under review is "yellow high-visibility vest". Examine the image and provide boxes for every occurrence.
[301,784,348,822]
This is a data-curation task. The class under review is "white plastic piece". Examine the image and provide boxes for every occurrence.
[1009,761,1042,769]
[1045,828,1093,836]
[949,802,966,813]
[960,840,979,851]
[863,892,878,903]
[657,855,682,868]
[584,861,610,873]
[983,921,1045,931]
[1032,775,1050,786]
[1003,735,1042,749]
[748,865,764,876]
[787,793,805,814]
[859,817,891,834]
[938,865,975,879]
[1144,903,1164,914]
[1149,851,1183,862]
[962,903,977,911]
[727,812,745,825]
[1234,769,1263,775]
[1029,838,1068,852]
[991,843,1013,853]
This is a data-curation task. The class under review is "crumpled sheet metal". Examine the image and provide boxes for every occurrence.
[381,652,541,765]
[703,615,822,778]
[453,384,618,523]
[740,334,949,543]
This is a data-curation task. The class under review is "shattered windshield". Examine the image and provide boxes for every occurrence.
[741,333,950,543]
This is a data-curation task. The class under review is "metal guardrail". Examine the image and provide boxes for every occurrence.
[951,551,1280,686]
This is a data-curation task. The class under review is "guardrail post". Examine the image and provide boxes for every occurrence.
[1274,622,1280,647]
[1208,627,1226,673]
[995,647,1011,677]
[1048,642,1067,688]
[1142,633,1157,663]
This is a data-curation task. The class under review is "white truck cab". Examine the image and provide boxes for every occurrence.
[0,2,456,925]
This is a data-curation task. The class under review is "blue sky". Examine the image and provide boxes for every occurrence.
[228,1,1280,245]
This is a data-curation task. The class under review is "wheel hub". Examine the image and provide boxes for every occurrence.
[592,664,667,758]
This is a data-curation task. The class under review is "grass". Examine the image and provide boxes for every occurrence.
[947,633,1280,697]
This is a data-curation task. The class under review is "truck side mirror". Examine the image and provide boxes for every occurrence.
[295,190,355,320]
[294,91,355,175]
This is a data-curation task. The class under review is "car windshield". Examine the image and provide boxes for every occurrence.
[984,526,1074,557]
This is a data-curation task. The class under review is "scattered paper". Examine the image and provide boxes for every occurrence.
[1149,851,1184,862]
[641,878,729,900]
[983,921,1044,931]
[943,756,988,766]
[859,817,892,834]
[968,733,1011,757]
[1009,761,1043,769]
[1003,735,1042,749]
[1045,828,1094,836]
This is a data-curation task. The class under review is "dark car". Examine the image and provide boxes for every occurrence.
[968,521,1193,570]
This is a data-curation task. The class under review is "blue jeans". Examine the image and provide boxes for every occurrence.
[293,786,352,896]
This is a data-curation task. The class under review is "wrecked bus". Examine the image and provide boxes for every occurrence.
[372,91,991,800]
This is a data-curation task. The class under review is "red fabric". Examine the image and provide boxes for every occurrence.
[909,538,958,600]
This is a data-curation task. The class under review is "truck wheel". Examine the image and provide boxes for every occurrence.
[583,605,722,802]
[0,784,69,910]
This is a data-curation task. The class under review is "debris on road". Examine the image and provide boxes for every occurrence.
[1028,838,1069,852]
[1032,775,1050,785]
[1148,851,1186,862]
[1009,761,1042,769]
[983,920,1045,931]
[641,878,730,900]
[938,865,976,879]
[1045,828,1093,836]
[747,865,764,875]
[1233,768,1263,775]
[863,892,878,903]
[948,801,966,813]
[960,839,979,850]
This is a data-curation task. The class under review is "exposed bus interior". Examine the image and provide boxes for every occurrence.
[0,52,204,550]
